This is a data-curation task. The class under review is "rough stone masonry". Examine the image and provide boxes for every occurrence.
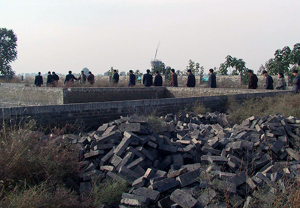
[63,112,300,207]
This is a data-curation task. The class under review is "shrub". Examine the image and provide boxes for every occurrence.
[91,178,129,207]
[0,121,79,192]
[0,184,82,208]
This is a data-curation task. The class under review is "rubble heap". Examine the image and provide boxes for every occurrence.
[72,112,300,208]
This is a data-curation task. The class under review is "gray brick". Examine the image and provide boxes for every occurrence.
[133,187,160,203]
[150,177,180,193]
[176,168,201,187]
[113,136,131,156]
[170,189,198,208]
[122,193,149,205]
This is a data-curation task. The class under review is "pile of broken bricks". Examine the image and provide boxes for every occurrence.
[72,112,300,208]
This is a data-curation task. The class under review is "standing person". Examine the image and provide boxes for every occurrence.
[262,70,274,89]
[52,71,59,87]
[186,69,196,87]
[153,71,163,86]
[247,69,258,89]
[78,70,87,84]
[170,69,178,87]
[128,70,136,87]
[87,71,95,85]
[112,70,119,84]
[46,71,53,87]
[208,68,217,88]
[276,73,286,90]
[64,71,78,85]
[34,72,43,87]
[292,69,300,93]
[143,69,153,87]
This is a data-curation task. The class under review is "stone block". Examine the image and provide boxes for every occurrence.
[170,189,198,208]
[147,141,158,149]
[93,143,114,150]
[197,188,217,206]
[211,179,236,193]
[116,152,134,171]
[158,196,174,208]
[140,168,155,181]
[113,136,132,156]
[133,187,160,203]
[106,171,127,183]
[94,131,122,143]
[150,177,180,193]
[97,123,108,133]
[100,165,114,172]
[119,166,140,181]
[110,154,122,167]
[119,123,152,134]
[136,146,155,161]
[126,157,145,170]
[126,146,146,159]
[84,150,105,159]
[176,168,201,187]
[120,198,147,208]
[167,167,188,178]
[201,155,227,165]
[100,147,115,166]
[132,176,146,188]
[121,193,149,205]
[133,165,146,176]
[158,144,177,153]
[286,148,300,161]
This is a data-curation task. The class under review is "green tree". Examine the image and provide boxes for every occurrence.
[0,28,17,77]
[199,66,204,84]
[218,63,228,75]
[223,55,247,84]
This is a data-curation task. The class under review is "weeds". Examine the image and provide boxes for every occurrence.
[91,178,129,207]
[0,121,79,203]
[227,93,300,124]
[148,114,167,133]
[0,183,82,208]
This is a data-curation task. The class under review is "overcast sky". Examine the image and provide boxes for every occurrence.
[1,0,300,75]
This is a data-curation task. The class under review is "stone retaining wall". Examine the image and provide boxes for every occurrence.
[0,90,292,130]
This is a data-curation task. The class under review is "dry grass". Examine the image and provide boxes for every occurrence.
[227,93,300,124]
[91,178,129,207]
[0,121,81,206]
[0,184,83,208]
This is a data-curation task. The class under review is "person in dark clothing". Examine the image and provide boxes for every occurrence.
[143,69,153,87]
[153,71,163,86]
[247,69,258,89]
[46,71,53,86]
[186,69,196,87]
[128,70,136,87]
[112,70,119,84]
[208,68,217,88]
[276,73,286,90]
[170,69,178,87]
[52,72,59,87]
[34,72,43,87]
[78,70,87,84]
[64,70,78,85]
[292,69,300,93]
[87,71,95,85]
[262,70,274,89]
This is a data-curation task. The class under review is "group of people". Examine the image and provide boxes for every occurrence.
[34,70,95,87]
[34,71,59,87]
[35,68,300,93]
[248,69,300,93]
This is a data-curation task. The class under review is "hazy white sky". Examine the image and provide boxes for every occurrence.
[1,0,300,75]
